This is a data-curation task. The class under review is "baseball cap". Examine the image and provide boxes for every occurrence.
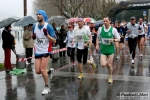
[130,16,136,20]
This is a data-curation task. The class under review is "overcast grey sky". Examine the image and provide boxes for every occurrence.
[0,0,35,20]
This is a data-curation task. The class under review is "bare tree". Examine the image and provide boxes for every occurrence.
[33,0,117,20]
[33,0,61,17]
[53,0,85,18]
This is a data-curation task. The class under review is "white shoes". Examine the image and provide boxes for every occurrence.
[48,68,54,79]
[116,55,120,60]
[90,56,93,61]
[42,87,50,95]
[131,59,134,64]
[139,53,143,57]
[48,68,54,74]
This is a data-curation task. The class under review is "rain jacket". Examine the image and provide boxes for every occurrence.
[58,29,67,44]
[2,29,14,49]
[23,29,34,48]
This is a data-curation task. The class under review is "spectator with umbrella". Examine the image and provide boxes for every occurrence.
[14,16,38,63]
[0,16,19,73]
[2,24,15,73]
[23,24,34,63]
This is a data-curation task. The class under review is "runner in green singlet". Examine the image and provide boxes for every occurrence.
[96,17,120,84]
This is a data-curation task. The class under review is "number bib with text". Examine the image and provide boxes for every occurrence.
[75,35,84,42]
[36,38,46,45]
[101,38,111,45]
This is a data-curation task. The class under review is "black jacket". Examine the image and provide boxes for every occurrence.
[58,29,67,43]
[2,29,14,49]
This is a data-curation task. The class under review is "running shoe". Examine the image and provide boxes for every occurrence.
[140,53,143,57]
[47,68,54,74]
[78,73,84,79]
[116,55,120,60]
[42,87,50,95]
[131,59,134,64]
[90,56,93,61]
[91,60,96,69]
[108,76,113,84]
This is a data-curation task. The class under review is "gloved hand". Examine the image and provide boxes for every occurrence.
[32,33,36,40]
[43,28,48,36]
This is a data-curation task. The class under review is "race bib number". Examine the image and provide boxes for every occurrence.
[36,38,46,45]
[101,38,111,45]
[75,35,84,41]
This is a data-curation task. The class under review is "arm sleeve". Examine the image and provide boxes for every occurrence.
[47,24,56,39]
[113,28,120,39]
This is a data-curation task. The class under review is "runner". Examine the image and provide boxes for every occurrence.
[64,25,76,65]
[32,10,56,95]
[72,18,96,80]
[126,16,141,64]
[91,27,98,52]
[89,21,96,60]
[96,16,120,84]
[122,21,130,54]
[114,21,121,59]
[120,22,127,54]
[138,18,147,57]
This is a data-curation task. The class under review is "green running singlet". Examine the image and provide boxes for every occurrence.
[99,26,115,55]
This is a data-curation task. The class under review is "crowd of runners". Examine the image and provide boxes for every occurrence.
[33,10,150,94]
[2,9,150,95]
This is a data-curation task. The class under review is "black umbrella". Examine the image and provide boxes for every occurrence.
[0,16,20,28]
[14,16,37,27]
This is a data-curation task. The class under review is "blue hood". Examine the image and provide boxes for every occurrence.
[37,10,48,22]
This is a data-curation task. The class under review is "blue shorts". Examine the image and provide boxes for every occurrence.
[125,38,128,41]
[35,53,51,59]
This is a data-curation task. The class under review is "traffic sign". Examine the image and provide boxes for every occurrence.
[143,11,147,16]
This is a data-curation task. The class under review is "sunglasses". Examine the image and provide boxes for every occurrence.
[37,14,41,15]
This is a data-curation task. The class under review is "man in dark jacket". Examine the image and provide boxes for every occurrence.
[2,24,14,73]
[58,25,67,57]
